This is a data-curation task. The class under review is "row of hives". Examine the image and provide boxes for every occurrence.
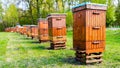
[5,14,67,50]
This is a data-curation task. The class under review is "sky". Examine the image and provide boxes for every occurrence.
[1,0,29,10]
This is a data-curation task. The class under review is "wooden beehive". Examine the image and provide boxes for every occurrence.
[47,13,66,49]
[38,18,49,42]
[26,26,31,37]
[72,2,107,64]
[30,25,38,39]
[23,25,31,35]
[10,27,16,32]
[16,25,21,33]
[19,27,24,34]
[5,28,9,32]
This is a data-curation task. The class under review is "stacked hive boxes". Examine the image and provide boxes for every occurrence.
[19,27,24,34]
[26,25,32,37]
[30,25,38,39]
[38,18,49,42]
[72,2,107,64]
[23,25,31,35]
[47,14,66,49]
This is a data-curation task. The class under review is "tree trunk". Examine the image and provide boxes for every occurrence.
[62,0,65,12]
[29,0,34,24]
[36,0,40,18]
[55,0,59,12]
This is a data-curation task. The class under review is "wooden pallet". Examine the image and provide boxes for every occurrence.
[50,43,66,50]
[75,51,103,64]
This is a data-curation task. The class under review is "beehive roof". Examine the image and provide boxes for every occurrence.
[72,2,107,9]
[47,13,66,17]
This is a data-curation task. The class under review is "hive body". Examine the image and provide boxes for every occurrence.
[30,25,38,39]
[23,25,31,35]
[47,14,66,49]
[72,2,107,64]
[38,19,49,42]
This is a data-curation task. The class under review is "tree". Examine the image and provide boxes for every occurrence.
[115,0,120,26]
[0,1,3,21]
[0,1,4,31]
[106,0,116,27]
[3,4,19,27]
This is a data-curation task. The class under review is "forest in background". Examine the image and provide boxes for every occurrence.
[0,0,119,31]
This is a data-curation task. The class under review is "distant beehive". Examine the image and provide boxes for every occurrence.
[16,25,21,33]
[72,2,107,64]
[47,13,66,49]
[5,28,9,32]
[30,25,38,39]
[23,25,31,35]
[26,26,32,37]
[38,18,49,42]
[19,27,24,34]
[10,27,16,32]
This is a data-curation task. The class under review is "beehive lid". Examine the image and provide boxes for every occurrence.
[72,2,107,11]
[38,18,46,20]
[30,25,37,27]
[16,25,21,27]
[23,25,31,26]
[19,26,24,28]
[47,13,66,17]
[38,18,47,22]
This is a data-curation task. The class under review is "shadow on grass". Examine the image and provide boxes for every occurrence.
[61,57,83,65]
[19,37,32,40]
[10,56,85,68]
[17,40,40,44]
[18,45,47,50]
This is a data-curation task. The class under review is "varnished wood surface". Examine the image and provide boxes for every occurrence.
[73,5,106,53]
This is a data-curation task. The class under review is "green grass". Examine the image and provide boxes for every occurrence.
[0,29,120,68]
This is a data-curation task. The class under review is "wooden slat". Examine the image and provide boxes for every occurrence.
[86,59,102,63]
[86,54,102,58]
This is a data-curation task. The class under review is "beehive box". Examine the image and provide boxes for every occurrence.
[72,2,107,63]
[16,25,21,33]
[47,13,66,49]
[23,25,31,35]
[26,26,32,37]
[10,27,16,32]
[38,18,49,42]
[5,28,9,32]
[30,25,38,39]
[19,27,24,34]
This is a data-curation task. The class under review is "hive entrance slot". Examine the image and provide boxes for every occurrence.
[93,12,100,15]
[56,18,61,20]
[92,26,100,29]
[92,41,100,44]
[57,36,63,38]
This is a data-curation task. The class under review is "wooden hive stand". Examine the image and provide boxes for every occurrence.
[75,50,103,64]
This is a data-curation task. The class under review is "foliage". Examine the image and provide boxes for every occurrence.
[0,0,119,31]
[17,0,116,27]
[3,4,19,27]
[66,11,73,27]
[106,0,116,27]
[115,0,120,26]
[0,2,2,21]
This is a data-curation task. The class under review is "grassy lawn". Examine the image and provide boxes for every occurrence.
[0,29,120,68]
